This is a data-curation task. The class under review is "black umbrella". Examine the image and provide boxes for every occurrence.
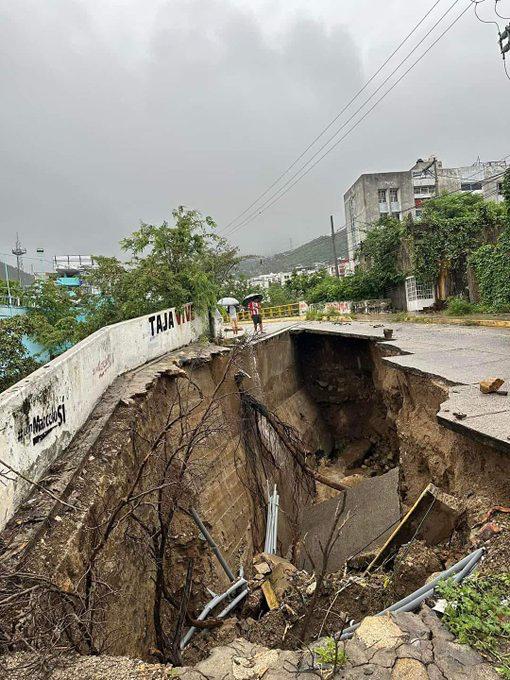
[242,293,263,306]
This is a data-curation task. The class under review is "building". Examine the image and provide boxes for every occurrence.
[344,156,508,261]
[54,255,95,289]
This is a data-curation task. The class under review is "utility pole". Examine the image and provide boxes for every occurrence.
[12,234,27,285]
[330,215,340,278]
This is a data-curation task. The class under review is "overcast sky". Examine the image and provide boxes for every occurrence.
[1,0,509,269]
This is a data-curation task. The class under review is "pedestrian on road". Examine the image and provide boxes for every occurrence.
[248,299,263,334]
[227,304,239,335]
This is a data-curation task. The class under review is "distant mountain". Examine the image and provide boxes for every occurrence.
[236,230,348,277]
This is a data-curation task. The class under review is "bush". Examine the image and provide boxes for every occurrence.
[437,574,510,677]
[446,297,474,316]
[314,637,347,668]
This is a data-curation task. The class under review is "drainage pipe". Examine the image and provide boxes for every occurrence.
[216,586,250,618]
[337,548,484,641]
[190,507,235,583]
[180,577,247,649]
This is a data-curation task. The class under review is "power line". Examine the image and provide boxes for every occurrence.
[225,2,471,238]
[220,0,446,234]
[223,0,463,237]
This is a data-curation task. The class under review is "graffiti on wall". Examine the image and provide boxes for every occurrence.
[148,304,194,339]
[16,396,67,446]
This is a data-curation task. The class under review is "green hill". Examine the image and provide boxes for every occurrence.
[237,230,348,276]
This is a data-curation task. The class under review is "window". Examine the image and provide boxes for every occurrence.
[498,182,504,195]
[389,188,399,203]
[415,209,422,218]
[391,212,401,220]
[414,185,435,195]
[378,189,387,203]
[461,182,482,191]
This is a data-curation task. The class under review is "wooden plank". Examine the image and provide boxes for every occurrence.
[261,580,279,610]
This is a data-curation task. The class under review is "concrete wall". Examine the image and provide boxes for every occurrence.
[0,304,203,529]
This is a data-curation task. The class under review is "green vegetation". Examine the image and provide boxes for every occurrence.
[437,574,510,677]
[314,637,347,668]
[0,316,40,393]
[81,207,238,335]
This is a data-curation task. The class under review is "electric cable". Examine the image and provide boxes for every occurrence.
[221,0,447,234]
[224,3,472,237]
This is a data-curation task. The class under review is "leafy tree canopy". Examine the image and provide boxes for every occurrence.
[0,316,40,393]
[408,192,505,284]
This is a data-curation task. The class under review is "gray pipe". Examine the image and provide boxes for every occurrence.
[338,548,484,641]
[180,577,247,649]
[217,587,250,618]
[190,508,235,582]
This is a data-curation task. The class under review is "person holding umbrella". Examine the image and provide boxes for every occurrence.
[217,296,240,335]
[243,293,264,334]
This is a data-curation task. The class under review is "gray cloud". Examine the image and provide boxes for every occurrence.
[0,0,508,269]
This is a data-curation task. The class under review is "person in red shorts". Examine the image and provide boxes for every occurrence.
[248,299,263,334]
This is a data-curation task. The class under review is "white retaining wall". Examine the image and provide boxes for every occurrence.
[0,304,204,529]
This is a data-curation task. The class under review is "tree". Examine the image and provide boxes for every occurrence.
[357,216,407,291]
[285,269,327,299]
[469,169,510,311]
[82,207,239,333]
[25,280,82,358]
[0,316,40,393]
[407,192,504,300]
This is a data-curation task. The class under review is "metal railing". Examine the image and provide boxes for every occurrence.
[238,302,301,321]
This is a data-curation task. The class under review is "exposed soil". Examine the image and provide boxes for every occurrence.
[2,331,510,677]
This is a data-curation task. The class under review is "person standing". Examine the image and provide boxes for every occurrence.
[227,304,239,335]
[248,299,263,334]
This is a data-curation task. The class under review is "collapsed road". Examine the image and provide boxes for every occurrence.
[1,320,510,679]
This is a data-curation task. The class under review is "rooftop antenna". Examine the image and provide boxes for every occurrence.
[12,233,27,284]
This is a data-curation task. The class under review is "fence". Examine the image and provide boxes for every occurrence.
[0,304,203,530]
[238,302,301,321]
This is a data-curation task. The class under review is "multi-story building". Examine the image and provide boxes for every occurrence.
[344,156,508,261]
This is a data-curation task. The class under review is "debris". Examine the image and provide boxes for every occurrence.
[342,439,372,469]
[475,522,502,543]
[299,468,400,574]
[383,328,394,340]
[479,377,505,394]
[393,540,442,598]
[254,562,271,576]
[483,505,510,521]
[453,412,467,420]
[305,581,317,595]
[366,483,463,573]
[261,581,279,610]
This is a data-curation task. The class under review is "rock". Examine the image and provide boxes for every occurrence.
[305,581,316,595]
[232,648,280,680]
[355,615,405,651]
[479,377,505,394]
[391,658,428,679]
[254,561,271,575]
[342,439,372,469]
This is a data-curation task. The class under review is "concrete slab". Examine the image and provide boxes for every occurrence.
[298,467,400,573]
[366,484,463,572]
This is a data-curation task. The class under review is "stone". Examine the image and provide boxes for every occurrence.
[475,522,502,543]
[391,658,428,680]
[232,649,280,680]
[433,638,488,677]
[254,561,271,575]
[342,439,372,469]
[355,615,405,651]
[479,377,505,394]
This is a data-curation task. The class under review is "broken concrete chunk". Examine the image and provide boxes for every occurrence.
[254,561,271,576]
[342,438,372,469]
[299,468,400,574]
[479,377,505,394]
[366,483,463,573]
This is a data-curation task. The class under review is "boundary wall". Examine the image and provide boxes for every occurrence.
[0,304,203,529]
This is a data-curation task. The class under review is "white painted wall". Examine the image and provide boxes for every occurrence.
[0,304,204,529]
